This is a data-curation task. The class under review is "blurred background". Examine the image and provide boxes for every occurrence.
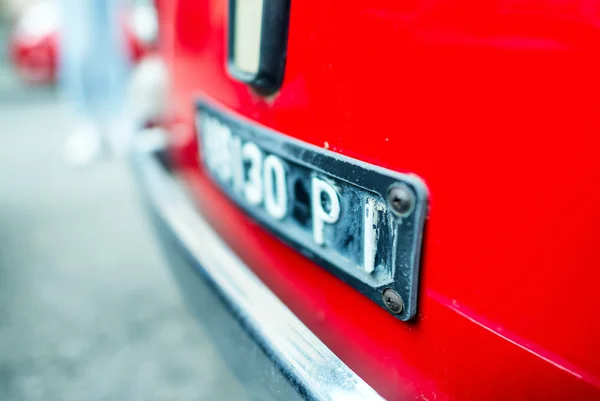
[0,1,247,399]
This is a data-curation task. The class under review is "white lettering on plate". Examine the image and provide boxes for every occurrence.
[202,114,386,277]
[242,142,264,205]
[311,176,341,246]
[229,135,244,194]
[363,198,385,274]
[263,155,288,220]
[201,116,218,171]
[205,117,233,182]
[202,116,234,183]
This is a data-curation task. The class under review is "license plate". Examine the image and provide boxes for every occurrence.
[196,101,428,321]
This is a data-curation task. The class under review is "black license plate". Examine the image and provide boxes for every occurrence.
[196,101,428,320]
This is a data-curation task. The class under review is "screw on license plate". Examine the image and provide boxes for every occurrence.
[387,184,415,217]
[382,289,404,314]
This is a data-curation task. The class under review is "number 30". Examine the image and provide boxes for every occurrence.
[241,142,288,220]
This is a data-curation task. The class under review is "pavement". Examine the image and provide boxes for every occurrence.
[0,62,249,399]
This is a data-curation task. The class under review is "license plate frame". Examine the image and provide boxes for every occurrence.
[196,100,428,321]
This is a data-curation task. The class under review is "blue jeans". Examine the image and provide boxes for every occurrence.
[59,0,130,125]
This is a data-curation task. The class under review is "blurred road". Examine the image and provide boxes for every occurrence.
[0,63,248,399]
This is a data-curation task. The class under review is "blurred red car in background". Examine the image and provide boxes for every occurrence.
[9,0,156,85]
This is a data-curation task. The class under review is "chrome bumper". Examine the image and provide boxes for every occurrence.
[132,131,384,401]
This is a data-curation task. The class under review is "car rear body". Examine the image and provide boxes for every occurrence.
[135,0,600,399]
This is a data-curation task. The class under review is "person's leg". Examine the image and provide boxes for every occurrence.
[58,0,85,118]
[59,0,104,166]
[87,0,133,153]
[60,0,132,165]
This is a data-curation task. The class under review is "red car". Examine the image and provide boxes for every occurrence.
[10,0,155,85]
[134,0,600,399]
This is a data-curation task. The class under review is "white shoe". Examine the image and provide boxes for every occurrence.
[64,123,103,167]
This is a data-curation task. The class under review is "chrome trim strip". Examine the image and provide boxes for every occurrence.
[133,132,385,401]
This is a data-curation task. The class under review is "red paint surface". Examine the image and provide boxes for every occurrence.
[158,0,600,399]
